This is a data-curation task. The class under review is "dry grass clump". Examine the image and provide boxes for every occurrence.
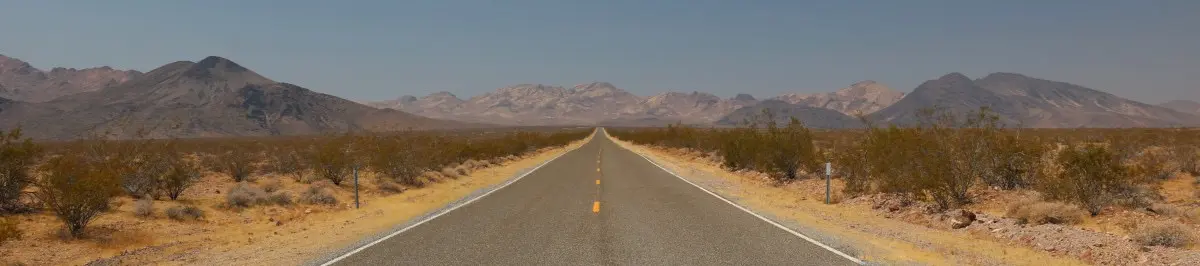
[260,179,282,193]
[0,217,21,244]
[300,186,337,206]
[226,182,292,208]
[165,205,205,221]
[1005,200,1086,225]
[134,198,154,218]
[1132,220,1195,247]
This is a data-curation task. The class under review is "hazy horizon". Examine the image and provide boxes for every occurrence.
[1,1,1197,103]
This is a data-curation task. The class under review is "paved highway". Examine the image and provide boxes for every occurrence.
[325,129,861,265]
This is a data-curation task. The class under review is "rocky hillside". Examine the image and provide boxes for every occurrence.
[0,54,142,102]
[772,81,904,116]
[1160,100,1200,115]
[872,73,1200,127]
[716,100,864,129]
[0,56,472,139]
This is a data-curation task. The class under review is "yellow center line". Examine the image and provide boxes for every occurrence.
[592,201,600,213]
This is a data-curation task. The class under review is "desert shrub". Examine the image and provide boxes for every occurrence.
[440,167,458,178]
[1005,200,1086,225]
[260,179,282,193]
[36,153,121,238]
[158,156,200,200]
[1177,145,1199,176]
[118,147,171,199]
[300,186,337,205]
[369,138,423,187]
[759,116,819,181]
[377,180,404,194]
[208,144,257,182]
[133,198,154,218]
[269,148,306,182]
[1128,146,1177,181]
[267,191,293,206]
[309,136,353,186]
[0,128,42,212]
[225,182,266,208]
[1037,143,1133,216]
[984,133,1045,190]
[0,217,21,244]
[1147,203,1186,217]
[1132,220,1194,247]
[165,205,205,221]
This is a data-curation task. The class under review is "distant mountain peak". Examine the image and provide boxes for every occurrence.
[193,56,249,72]
[733,93,757,101]
[180,56,272,86]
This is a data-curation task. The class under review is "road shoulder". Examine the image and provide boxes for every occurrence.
[607,134,1086,265]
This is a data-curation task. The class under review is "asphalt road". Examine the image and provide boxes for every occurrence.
[327,129,860,266]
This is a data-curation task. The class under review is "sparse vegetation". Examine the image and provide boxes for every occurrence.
[134,198,154,218]
[165,205,205,221]
[300,186,337,206]
[0,217,21,244]
[1005,200,1086,225]
[610,108,1198,215]
[1132,220,1194,247]
[0,129,41,213]
[36,152,121,238]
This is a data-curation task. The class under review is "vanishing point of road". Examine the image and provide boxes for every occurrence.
[325,129,861,266]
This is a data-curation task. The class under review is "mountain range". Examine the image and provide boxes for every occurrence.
[1,53,1196,140]
[367,80,905,127]
[0,55,472,139]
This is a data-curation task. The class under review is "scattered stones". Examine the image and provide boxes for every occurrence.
[948,209,976,229]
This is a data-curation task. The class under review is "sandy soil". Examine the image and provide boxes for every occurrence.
[0,136,590,266]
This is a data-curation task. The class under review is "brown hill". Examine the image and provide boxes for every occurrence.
[0,54,142,102]
[0,56,472,139]
[871,73,1200,127]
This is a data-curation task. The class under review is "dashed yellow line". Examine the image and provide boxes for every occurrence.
[595,179,600,185]
[592,201,600,213]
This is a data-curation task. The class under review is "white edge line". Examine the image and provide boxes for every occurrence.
[320,140,584,266]
[607,133,866,265]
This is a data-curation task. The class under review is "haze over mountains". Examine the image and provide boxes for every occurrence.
[1,53,1197,140]
[0,55,471,139]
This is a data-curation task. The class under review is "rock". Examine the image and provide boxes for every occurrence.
[275,221,283,226]
[949,209,976,229]
[304,209,313,214]
[1139,246,1151,252]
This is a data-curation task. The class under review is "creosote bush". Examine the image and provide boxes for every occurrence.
[0,128,41,212]
[610,108,1189,213]
[36,152,121,238]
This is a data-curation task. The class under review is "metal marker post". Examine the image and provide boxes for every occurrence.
[353,165,360,209]
[825,162,831,204]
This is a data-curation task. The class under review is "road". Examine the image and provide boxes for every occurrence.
[326,129,860,265]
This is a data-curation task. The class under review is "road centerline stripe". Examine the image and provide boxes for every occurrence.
[592,201,600,213]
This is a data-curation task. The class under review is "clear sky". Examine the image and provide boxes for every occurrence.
[1,1,1197,103]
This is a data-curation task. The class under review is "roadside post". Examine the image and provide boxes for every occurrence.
[825,162,831,204]
[354,165,360,209]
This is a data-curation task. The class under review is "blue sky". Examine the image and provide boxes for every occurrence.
[1,1,1197,103]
